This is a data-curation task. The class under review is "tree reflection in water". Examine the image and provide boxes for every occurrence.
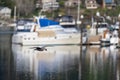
[81,45,119,80]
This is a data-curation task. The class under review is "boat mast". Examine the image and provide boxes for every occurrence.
[77,1,81,80]
[77,0,80,23]
[14,6,16,22]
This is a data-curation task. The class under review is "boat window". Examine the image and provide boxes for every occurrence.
[68,16,73,22]
[17,20,25,25]
[62,25,76,28]
[16,19,34,32]
[55,36,57,39]
[17,19,33,25]
[61,16,68,22]
[24,24,32,30]
[61,16,73,22]
[33,38,35,40]
[97,23,108,28]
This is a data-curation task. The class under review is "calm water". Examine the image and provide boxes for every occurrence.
[0,33,120,80]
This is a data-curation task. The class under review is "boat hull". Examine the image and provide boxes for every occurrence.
[12,32,81,46]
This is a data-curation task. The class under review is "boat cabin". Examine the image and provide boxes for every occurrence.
[97,22,109,34]
[16,17,62,32]
[16,19,34,32]
[54,15,76,28]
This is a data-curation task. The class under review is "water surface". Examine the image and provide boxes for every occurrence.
[0,33,120,80]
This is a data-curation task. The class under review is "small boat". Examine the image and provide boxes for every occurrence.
[97,22,109,34]
[55,15,76,27]
[110,30,119,45]
[100,30,119,46]
[88,29,119,46]
[100,30,111,45]
[12,16,87,46]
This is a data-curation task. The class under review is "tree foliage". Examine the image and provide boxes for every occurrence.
[59,0,65,8]
[0,0,15,8]
[0,0,120,18]
[14,0,36,17]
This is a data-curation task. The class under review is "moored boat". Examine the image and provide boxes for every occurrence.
[88,29,119,46]
[54,15,76,27]
[12,17,87,46]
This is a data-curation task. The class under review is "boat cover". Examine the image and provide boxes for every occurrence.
[38,18,59,27]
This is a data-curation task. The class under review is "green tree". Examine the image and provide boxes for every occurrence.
[59,0,65,8]
[0,0,15,8]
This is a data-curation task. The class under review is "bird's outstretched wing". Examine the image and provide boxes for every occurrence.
[30,46,47,51]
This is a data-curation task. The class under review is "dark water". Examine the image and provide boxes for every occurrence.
[0,33,120,80]
[0,33,15,80]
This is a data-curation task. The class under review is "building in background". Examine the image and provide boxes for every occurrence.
[105,0,114,3]
[42,0,59,11]
[42,2,59,11]
[95,0,116,8]
[35,0,59,11]
[36,0,42,8]
[65,0,80,7]
[105,0,116,9]
[85,0,98,9]
[0,7,11,19]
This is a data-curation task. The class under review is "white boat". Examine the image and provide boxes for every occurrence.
[97,22,109,34]
[12,17,87,46]
[88,29,119,46]
[88,16,119,45]
[58,15,76,27]
[100,30,119,45]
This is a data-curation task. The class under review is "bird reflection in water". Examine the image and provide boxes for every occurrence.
[33,46,47,51]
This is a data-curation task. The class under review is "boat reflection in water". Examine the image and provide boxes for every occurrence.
[12,45,81,80]
[12,44,120,80]
[82,45,120,80]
